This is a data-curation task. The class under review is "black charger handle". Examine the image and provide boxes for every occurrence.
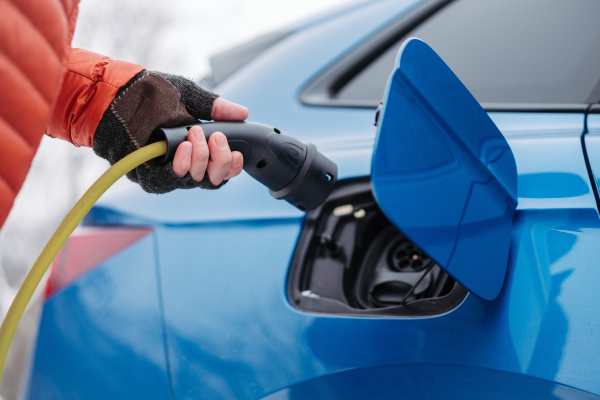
[154,122,337,211]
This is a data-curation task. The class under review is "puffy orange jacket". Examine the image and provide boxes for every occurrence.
[0,0,144,228]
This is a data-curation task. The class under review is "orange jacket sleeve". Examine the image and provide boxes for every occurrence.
[45,48,145,147]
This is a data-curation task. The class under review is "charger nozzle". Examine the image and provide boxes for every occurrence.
[154,122,337,211]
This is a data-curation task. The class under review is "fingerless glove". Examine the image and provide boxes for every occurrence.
[93,71,224,193]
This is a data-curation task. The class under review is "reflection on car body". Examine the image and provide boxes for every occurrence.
[23,0,600,398]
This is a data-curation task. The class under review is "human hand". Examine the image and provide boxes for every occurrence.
[172,98,248,186]
[93,71,249,193]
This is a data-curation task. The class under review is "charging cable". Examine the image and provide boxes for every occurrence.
[0,121,339,386]
[0,141,167,386]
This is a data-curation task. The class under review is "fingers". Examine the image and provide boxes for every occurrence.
[172,142,192,178]
[188,126,210,181]
[206,132,233,185]
[172,126,209,179]
[171,126,243,185]
[211,97,249,121]
[225,151,244,180]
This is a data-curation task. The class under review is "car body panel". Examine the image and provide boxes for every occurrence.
[31,180,600,398]
[153,202,600,397]
[588,113,600,135]
[23,0,600,398]
[25,235,170,400]
[149,109,600,395]
[261,365,600,400]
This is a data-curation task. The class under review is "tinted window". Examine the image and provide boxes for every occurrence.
[336,0,600,104]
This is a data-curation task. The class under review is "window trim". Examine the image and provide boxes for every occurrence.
[299,0,599,112]
[300,0,453,108]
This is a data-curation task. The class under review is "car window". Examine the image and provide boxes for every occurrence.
[335,0,600,104]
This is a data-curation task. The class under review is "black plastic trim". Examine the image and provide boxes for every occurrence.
[482,103,590,113]
[582,104,600,215]
[299,99,592,112]
[300,0,452,107]
[287,178,468,318]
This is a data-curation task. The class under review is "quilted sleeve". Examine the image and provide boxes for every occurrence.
[45,48,145,147]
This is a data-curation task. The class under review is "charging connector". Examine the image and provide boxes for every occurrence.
[155,122,337,211]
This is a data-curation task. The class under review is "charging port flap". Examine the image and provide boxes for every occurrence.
[371,39,517,301]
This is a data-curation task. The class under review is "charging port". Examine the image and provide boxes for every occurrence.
[288,178,468,317]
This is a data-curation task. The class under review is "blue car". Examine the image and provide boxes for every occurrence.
[21,0,600,398]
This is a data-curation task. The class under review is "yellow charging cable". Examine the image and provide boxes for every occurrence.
[0,141,168,386]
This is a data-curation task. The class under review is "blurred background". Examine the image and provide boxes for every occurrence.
[0,0,348,397]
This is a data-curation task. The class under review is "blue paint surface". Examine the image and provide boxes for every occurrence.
[371,38,517,300]
[24,0,600,398]
[25,236,170,400]
[262,365,600,400]
[149,208,600,398]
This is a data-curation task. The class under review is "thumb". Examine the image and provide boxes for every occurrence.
[211,97,249,121]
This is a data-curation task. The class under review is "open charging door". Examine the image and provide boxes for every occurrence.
[371,38,517,301]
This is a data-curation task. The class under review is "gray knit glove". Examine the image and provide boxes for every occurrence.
[93,71,223,193]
